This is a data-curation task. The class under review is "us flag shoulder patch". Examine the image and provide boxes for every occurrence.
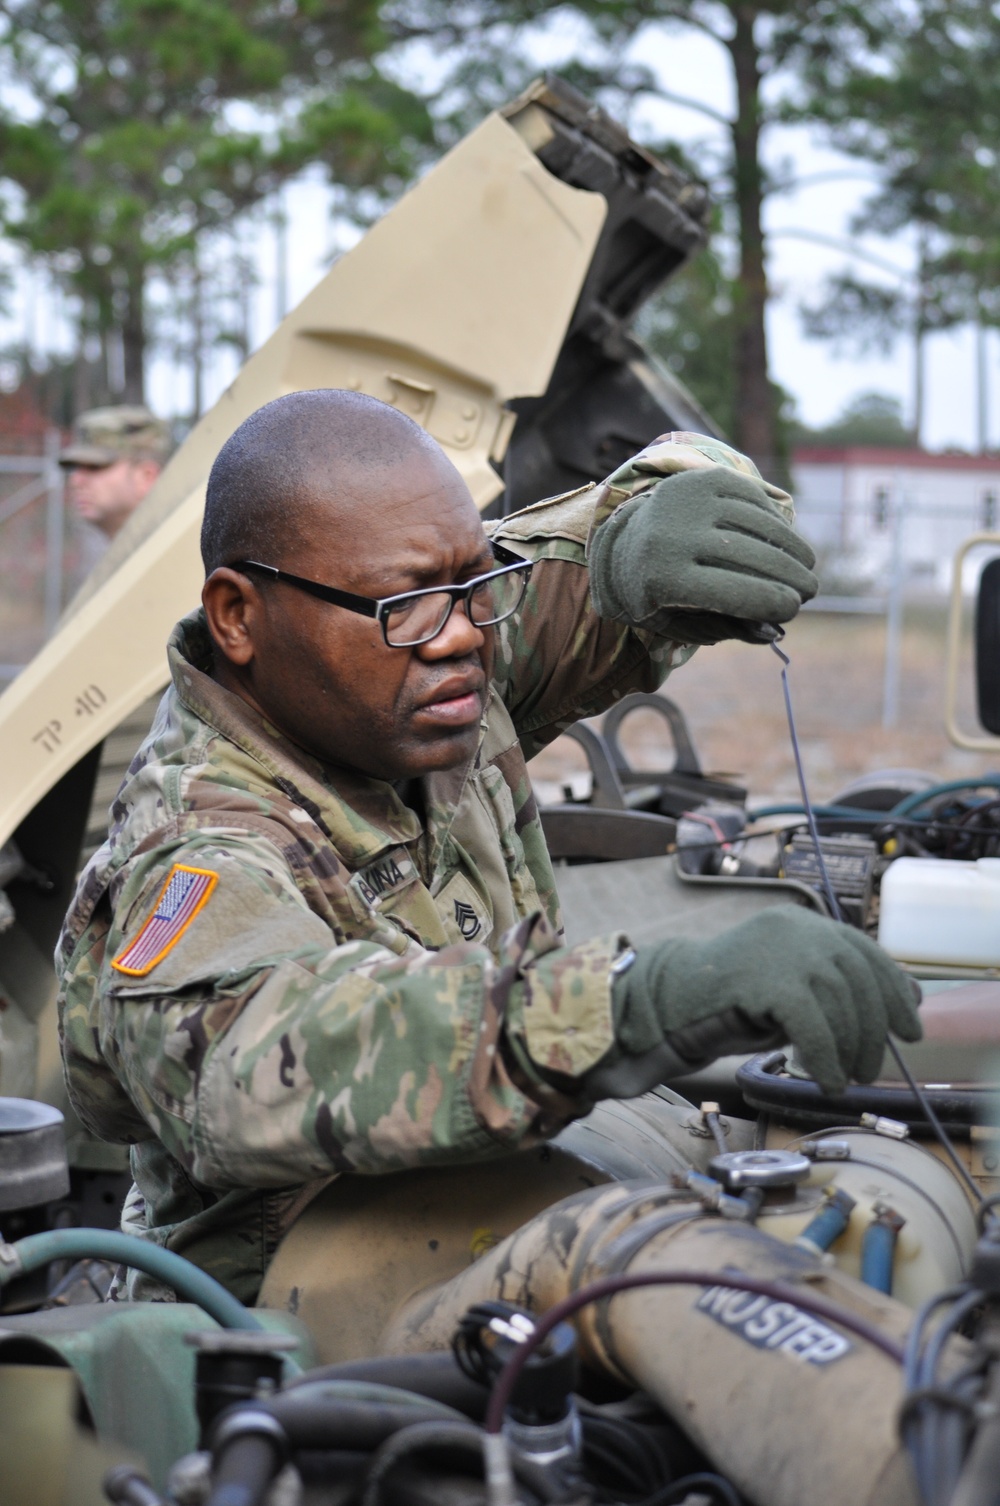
[111,864,218,977]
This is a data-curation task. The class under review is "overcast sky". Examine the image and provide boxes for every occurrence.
[4,17,991,453]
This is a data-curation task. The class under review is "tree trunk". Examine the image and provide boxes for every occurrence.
[913,231,928,448]
[121,266,146,404]
[72,304,92,417]
[727,4,777,477]
[191,253,204,421]
[976,316,988,455]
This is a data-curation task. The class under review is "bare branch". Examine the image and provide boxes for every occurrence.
[648,83,732,127]
[769,227,913,281]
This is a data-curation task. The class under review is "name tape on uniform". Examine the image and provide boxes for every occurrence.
[350,853,416,910]
[112,864,218,977]
[695,1284,852,1365]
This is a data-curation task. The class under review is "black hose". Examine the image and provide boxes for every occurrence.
[358,1419,564,1506]
[206,1411,287,1506]
[736,1050,990,1133]
[949,1359,1000,1506]
[103,1467,169,1506]
[283,1352,488,1418]
[638,1471,742,1506]
[265,1380,466,1450]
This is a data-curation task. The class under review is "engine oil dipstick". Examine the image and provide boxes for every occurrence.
[769,632,841,921]
[769,633,987,1209]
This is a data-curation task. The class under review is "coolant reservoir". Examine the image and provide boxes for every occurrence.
[755,1129,978,1305]
[879,856,1000,966]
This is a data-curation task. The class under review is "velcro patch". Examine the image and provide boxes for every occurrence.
[349,851,417,910]
[112,864,218,977]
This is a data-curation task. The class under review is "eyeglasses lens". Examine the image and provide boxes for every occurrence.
[469,571,525,626]
[383,566,530,646]
[384,593,453,647]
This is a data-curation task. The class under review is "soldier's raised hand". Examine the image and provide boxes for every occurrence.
[589,467,818,645]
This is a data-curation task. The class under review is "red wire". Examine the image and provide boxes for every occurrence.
[484,1268,906,1434]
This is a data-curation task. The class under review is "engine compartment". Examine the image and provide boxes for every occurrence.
[1,1050,998,1506]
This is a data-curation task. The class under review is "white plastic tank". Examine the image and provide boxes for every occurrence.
[879,856,1000,966]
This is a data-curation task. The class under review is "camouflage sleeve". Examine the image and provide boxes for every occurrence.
[489,431,794,759]
[60,831,627,1191]
[489,484,694,760]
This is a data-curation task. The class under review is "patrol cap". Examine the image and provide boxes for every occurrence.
[59,405,171,468]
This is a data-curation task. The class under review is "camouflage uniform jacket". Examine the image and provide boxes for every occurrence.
[56,435,790,1301]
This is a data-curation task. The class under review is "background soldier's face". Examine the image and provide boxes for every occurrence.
[206,450,496,781]
[66,457,162,537]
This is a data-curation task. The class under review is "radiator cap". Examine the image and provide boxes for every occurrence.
[708,1148,811,1191]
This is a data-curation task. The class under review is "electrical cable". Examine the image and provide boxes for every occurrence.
[899,1286,988,1506]
[636,1471,743,1506]
[884,1040,985,1207]
[484,1268,906,1439]
[358,1419,563,1506]
[576,1405,677,1501]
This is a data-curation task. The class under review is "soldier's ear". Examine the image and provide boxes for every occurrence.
[202,568,258,667]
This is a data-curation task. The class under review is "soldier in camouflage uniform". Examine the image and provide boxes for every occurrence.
[60,405,171,540]
[56,390,920,1302]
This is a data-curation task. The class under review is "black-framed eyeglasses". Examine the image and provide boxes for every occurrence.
[229,542,534,648]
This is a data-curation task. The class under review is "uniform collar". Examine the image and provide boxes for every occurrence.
[168,610,485,878]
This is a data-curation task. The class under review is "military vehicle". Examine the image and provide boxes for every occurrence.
[2,75,1000,1506]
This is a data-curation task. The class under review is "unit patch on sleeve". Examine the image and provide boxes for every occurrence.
[112,864,218,977]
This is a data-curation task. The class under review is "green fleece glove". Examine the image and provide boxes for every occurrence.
[589,467,819,645]
[584,907,922,1098]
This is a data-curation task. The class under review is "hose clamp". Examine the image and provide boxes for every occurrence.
[0,1241,23,1282]
[210,1406,288,1459]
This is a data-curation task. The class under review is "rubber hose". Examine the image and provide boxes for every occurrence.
[889,777,1000,818]
[747,803,881,822]
[860,1220,897,1296]
[207,1432,285,1506]
[284,1353,488,1418]
[265,1380,467,1449]
[2,1229,261,1331]
[103,1466,169,1506]
[358,1419,563,1506]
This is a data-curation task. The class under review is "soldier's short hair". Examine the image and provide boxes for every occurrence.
[200,388,436,575]
[59,405,171,468]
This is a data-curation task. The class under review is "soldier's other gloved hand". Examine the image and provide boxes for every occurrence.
[583,907,922,1100]
[589,467,819,645]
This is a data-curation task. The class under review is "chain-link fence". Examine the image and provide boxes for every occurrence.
[0,431,104,685]
[795,486,997,729]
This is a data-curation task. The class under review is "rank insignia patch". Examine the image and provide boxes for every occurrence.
[453,899,483,940]
[112,864,218,977]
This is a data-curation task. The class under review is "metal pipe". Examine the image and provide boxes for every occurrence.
[43,429,64,637]
[882,480,906,731]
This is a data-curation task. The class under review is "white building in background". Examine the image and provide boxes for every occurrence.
[791,447,1000,593]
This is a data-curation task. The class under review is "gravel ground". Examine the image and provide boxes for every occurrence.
[529,603,1000,807]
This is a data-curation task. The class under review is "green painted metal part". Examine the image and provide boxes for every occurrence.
[0,1303,315,1488]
